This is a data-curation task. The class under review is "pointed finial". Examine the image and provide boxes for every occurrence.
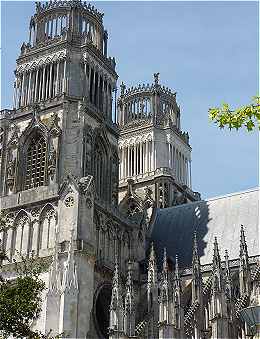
[224,249,231,276]
[163,248,168,273]
[175,255,180,280]
[240,225,248,255]
[153,72,160,86]
[192,231,199,262]
[120,81,126,95]
[213,236,221,269]
[149,242,156,262]
[126,260,133,285]
[112,254,120,291]
[224,249,229,263]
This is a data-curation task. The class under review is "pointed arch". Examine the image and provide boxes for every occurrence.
[13,210,31,258]
[39,204,56,251]
[19,111,49,191]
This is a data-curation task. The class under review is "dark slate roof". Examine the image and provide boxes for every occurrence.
[149,188,259,268]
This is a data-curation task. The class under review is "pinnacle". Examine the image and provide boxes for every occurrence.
[163,247,168,273]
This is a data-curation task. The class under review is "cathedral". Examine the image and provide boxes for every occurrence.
[0,1,259,339]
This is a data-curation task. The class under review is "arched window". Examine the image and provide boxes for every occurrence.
[24,134,47,190]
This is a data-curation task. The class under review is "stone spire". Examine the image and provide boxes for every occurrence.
[191,232,202,304]
[224,250,233,301]
[147,242,159,339]
[147,242,158,290]
[124,260,135,337]
[174,255,181,301]
[158,248,175,338]
[213,237,221,270]
[159,248,170,310]
[239,225,251,296]
[109,256,124,334]
[173,255,182,331]
[210,238,229,338]
[212,237,222,293]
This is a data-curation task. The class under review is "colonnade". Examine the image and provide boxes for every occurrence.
[0,208,56,262]
[119,140,154,179]
[14,59,66,108]
[119,96,152,125]
[168,143,191,187]
[83,62,113,118]
[29,12,103,51]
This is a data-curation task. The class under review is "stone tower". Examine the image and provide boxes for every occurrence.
[117,74,200,208]
[0,2,146,338]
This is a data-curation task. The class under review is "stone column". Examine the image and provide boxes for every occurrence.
[127,146,130,177]
[50,18,53,38]
[20,72,25,107]
[31,220,40,255]
[96,73,100,108]
[189,160,192,189]
[103,30,108,57]
[84,63,88,99]
[13,79,17,109]
[49,63,53,98]
[140,143,143,174]
[119,148,122,179]
[63,59,67,93]
[34,68,39,102]
[122,147,125,178]
[88,66,93,102]
[42,66,46,101]
[133,144,136,176]
[27,71,32,105]
[130,146,132,176]
[168,143,171,168]
[39,68,43,102]
[92,70,96,104]
[55,16,58,36]
[146,140,149,173]
[56,61,60,96]
[152,139,155,171]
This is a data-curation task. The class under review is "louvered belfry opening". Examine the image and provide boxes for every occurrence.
[25,135,47,190]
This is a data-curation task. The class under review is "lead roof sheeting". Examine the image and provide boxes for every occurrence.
[149,188,259,268]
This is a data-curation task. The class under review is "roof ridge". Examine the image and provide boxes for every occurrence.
[155,187,259,213]
[206,187,259,202]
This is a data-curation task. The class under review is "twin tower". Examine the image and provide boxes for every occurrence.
[7,0,200,208]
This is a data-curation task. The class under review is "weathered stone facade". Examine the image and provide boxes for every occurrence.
[0,2,259,339]
[117,75,201,209]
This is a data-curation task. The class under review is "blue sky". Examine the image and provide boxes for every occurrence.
[1,1,259,199]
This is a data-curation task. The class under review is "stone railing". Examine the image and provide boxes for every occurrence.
[35,1,103,20]
[181,255,260,277]
[0,109,14,120]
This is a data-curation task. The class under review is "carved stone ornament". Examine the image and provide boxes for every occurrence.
[86,198,93,209]
[64,195,74,208]
[30,208,41,219]
[49,113,61,137]
[6,156,16,191]
[48,149,57,179]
